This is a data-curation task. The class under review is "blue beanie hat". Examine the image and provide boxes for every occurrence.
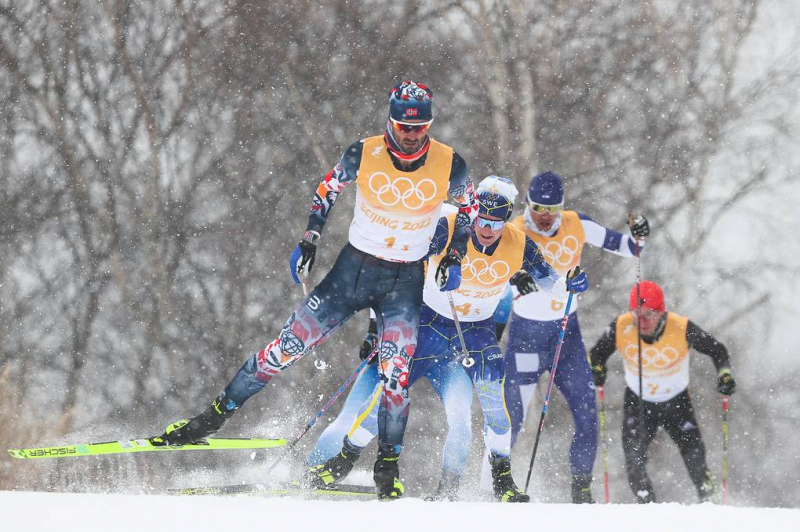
[476,176,518,221]
[527,171,564,205]
[389,80,433,122]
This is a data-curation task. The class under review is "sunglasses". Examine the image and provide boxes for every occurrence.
[528,201,563,214]
[390,117,433,134]
[476,216,505,230]
[632,308,661,320]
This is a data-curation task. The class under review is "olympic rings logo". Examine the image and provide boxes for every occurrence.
[621,345,683,371]
[368,172,438,210]
[461,256,510,285]
[542,236,581,268]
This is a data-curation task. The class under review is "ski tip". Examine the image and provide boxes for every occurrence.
[8,449,26,459]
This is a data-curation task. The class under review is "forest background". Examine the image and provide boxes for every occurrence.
[1,0,798,507]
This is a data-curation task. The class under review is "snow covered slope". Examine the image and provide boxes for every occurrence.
[2,491,796,532]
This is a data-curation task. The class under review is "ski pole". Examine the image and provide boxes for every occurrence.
[598,385,610,503]
[265,346,379,475]
[523,289,575,494]
[629,214,645,470]
[721,395,729,505]
[447,291,475,368]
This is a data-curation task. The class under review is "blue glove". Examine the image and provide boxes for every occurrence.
[566,266,588,293]
[289,231,319,284]
[435,248,463,292]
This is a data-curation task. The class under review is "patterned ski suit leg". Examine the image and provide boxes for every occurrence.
[370,257,424,452]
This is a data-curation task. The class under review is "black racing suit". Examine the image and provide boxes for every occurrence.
[590,316,731,502]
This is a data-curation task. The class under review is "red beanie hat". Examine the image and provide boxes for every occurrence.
[629,280,665,313]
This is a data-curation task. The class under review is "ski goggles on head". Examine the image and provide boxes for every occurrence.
[528,200,563,214]
[475,215,505,230]
[390,117,434,134]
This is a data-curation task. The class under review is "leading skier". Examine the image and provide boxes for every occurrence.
[152,80,476,499]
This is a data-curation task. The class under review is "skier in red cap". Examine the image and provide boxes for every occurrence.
[589,280,736,503]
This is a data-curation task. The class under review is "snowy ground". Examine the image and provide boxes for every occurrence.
[2,490,797,532]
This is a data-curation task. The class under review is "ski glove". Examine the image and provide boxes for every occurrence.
[591,364,606,386]
[510,270,538,296]
[290,230,319,284]
[435,248,463,292]
[566,266,589,293]
[360,318,379,364]
[628,214,650,238]
[717,368,736,395]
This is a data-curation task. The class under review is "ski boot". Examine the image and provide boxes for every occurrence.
[489,453,530,503]
[571,475,596,504]
[697,472,719,503]
[305,437,363,488]
[426,471,462,501]
[152,394,237,446]
[634,487,656,504]
[374,443,404,500]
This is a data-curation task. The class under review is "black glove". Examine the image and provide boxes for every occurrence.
[510,270,538,296]
[628,214,650,238]
[717,368,736,395]
[290,230,319,284]
[435,248,463,292]
[591,364,606,386]
[360,318,379,364]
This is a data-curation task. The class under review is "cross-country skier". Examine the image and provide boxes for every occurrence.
[482,170,649,503]
[152,80,477,500]
[302,176,588,502]
[589,280,736,503]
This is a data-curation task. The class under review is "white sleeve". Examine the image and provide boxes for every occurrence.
[580,216,641,258]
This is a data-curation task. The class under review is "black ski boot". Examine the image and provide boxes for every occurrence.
[152,394,237,446]
[634,485,657,504]
[489,453,530,503]
[374,443,404,500]
[571,475,596,504]
[426,471,462,501]
[305,437,363,488]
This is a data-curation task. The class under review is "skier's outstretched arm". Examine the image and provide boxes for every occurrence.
[579,213,647,258]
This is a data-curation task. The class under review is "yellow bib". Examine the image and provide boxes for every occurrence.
[424,214,525,321]
[349,136,452,261]
[511,211,585,276]
[615,312,691,402]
